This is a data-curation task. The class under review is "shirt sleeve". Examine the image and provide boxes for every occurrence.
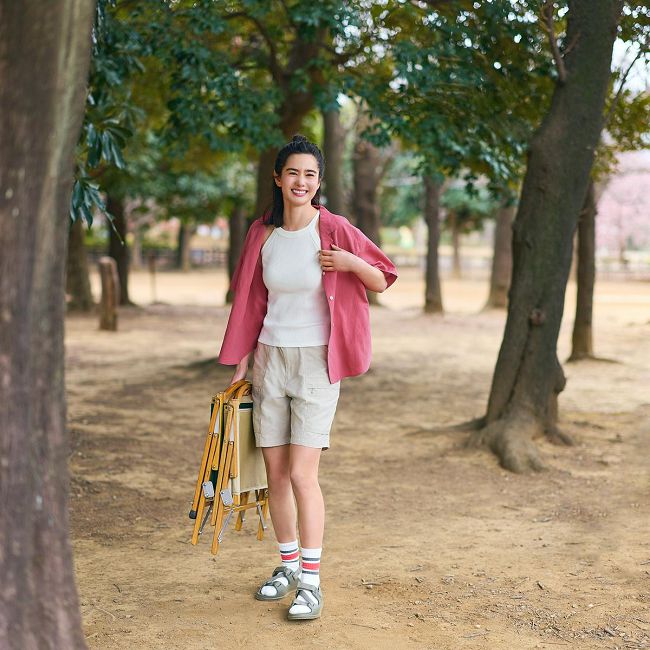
[349,225,398,289]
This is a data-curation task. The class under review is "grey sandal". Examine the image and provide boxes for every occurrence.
[254,566,299,601]
[287,581,323,621]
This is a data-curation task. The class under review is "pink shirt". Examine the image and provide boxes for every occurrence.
[218,206,398,383]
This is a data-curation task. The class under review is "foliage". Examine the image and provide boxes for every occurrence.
[350,1,555,197]
[441,186,497,234]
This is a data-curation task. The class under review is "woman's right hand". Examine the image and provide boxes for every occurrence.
[230,352,251,385]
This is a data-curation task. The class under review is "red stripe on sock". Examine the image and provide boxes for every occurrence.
[281,551,299,561]
[301,561,320,570]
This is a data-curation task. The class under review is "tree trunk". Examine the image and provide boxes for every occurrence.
[66,217,94,312]
[225,204,246,304]
[0,2,95,648]
[322,109,346,215]
[176,221,194,272]
[569,178,596,360]
[484,203,515,310]
[352,134,383,305]
[423,175,443,313]
[352,137,382,246]
[469,0,621,473]
[450,213,462,279]
[98,257,119,331]
[107,194,131,305]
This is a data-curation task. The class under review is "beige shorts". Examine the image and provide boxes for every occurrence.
[252,343,340,449]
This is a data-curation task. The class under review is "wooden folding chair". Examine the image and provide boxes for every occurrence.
[189,381,269,555]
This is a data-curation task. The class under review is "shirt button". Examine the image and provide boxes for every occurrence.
[329,295,334,300]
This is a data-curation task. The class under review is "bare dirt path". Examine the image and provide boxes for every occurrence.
[67,268,650,649]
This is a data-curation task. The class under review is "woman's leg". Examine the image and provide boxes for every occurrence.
[257,445,299,598]
[262,444,296,542]
[289,444,324,547]
[288,444,324,615]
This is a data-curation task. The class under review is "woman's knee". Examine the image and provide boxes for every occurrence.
[289,465,320,494]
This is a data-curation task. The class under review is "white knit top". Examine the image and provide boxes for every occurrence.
[258,213,331,347]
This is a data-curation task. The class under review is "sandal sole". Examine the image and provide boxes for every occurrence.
[254,591,292,602]
[287,610,322,621]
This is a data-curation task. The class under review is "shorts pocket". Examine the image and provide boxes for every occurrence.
[252,345,268,389]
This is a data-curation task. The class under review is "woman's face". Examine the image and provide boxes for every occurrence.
[274,153,321,208]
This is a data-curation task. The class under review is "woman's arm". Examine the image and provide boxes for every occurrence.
[319,245,388,293]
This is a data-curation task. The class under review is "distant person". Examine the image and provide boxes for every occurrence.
[219,134,397,620]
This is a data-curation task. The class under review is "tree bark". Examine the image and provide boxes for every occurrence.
[484,203,515,310]
[0,2,95,648]
[569,178,596,360]
[322,109,347,215]
[66,217,94,312]
[423,175,443,313]
[107,194,131,305]
[225,204,246,305]
[469,0,621,472]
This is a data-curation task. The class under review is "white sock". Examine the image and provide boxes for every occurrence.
[289,547,321,615]
[260,540,299,597]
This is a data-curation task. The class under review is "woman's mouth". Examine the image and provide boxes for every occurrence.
[291,189,307,197]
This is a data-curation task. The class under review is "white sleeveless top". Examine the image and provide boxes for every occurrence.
[258,213,331,347]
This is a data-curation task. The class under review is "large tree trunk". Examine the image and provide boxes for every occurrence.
[0,2,95,648]
[469,0,621,473]
[484,203,515,310]
[569,178,596,360]
[352,134,383,305]
[423,175,443,313]
[107,194,131,305]
[322,109,347,215]
[225,204,246,304]
[66,217,94,312]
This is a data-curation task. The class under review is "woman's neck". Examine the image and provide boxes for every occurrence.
[282,203,318,231]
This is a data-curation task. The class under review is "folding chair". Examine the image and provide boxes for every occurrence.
[189,381,269,555]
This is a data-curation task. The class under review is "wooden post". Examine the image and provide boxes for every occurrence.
[98,256,119,331]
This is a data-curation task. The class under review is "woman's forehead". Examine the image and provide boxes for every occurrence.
[283,153,319,172]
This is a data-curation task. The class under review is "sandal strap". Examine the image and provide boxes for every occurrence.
[271,565,297,582]
[293,582,322,607]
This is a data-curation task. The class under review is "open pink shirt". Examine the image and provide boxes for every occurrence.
[218,206,397,383]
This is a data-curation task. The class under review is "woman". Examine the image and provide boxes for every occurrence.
[219,135,397,620]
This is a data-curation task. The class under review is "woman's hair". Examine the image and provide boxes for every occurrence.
[268,134,325,227]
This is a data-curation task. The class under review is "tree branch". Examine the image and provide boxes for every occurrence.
[603,48,644,130]
[540,1,567,83]
[222,10,285,85]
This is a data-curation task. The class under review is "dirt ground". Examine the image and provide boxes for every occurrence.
[66,267,650,649]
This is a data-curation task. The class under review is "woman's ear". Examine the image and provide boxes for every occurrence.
[273,172,281,187]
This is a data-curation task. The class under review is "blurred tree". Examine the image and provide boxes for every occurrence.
[0,1,95,647]
[569,9,650,361]
[353,0,554,313]
[441,186,496,279]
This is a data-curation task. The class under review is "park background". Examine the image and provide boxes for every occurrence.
[1,2,649,649]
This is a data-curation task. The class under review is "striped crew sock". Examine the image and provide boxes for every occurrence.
[289,547,322,615]
[300,547,322,586]
[260,540,299,598]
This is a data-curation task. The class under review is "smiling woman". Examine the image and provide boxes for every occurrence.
[217,134,397,621]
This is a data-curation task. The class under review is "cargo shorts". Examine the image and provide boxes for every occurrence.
[252,343,340,449]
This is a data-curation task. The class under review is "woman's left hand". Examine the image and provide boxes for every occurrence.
[319,244,360,273]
